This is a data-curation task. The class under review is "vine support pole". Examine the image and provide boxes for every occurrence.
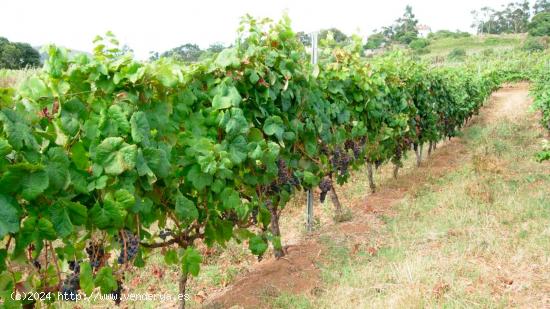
[306,190,314,232]
[306,30,319,233]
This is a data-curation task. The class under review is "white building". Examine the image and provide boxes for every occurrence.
[417,24,432,38]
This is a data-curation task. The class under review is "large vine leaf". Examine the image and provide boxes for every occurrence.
[0,194,20,238]
[0,109,39,150]
[94,137,137,175]
[130,111,150,145]
[94,267,118,294]
[0,165,49,201]
[212,83,241,110]
[174,192,198,224]
[181,247,202,277]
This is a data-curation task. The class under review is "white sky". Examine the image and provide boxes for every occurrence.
[0,0,524,59]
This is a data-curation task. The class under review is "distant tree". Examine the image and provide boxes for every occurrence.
[472,1,530,34]
[207,43,225,53]
[381,26,395,39]
[149,51,160,61]
[319,28,349,44]
[522,36,547,51]
[296,31,312,46]
[528,12,550,36]
[393,5,419,44]
[364,33,386,49]
[428,30,470,40]
[0,37,41,69]
[15,43,41,66]
[507,1,530,33]
[533,0,550,14]
[161,43,203,62]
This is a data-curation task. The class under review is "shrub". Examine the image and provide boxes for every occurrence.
[413,47,431,55]
[427,30,471,40]
[528,12,550,36]
[365,33,386,50]
[522,37,547,52]
[448,48,466,60]
[482,48,495,57]
[409,38,429,50]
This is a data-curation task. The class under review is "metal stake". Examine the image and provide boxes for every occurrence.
[306,31,318,232]
[306,189,314,232]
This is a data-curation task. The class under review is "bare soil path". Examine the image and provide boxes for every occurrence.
[204,83,536,308]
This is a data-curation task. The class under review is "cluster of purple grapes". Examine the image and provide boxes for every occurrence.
[319,177,332,203]
[344,140,362,159]
[86,243,104,270]
[251,206,259,225]
[320,144,329,155]
[276,159,299,187]
[60,273,80,301]
[268,159,299,194]
[68,260,81,274]
[110,280,123,305]
[117,230,139,264]
[159,228,173,240]
[32,259,41,270]
[330,148,351,178]
[60,259,81,302]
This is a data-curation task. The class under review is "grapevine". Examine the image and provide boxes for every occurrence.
[0,14,539,309]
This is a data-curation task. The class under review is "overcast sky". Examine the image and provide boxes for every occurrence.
[1,0,525,59]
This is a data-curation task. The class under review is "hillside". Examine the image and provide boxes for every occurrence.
[426,33,526,56]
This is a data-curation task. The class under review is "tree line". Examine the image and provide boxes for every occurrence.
[471,0,550,34]
[0,37,41,69]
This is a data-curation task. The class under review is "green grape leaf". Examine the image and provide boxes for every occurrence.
[37,218,57,240]
[142,147,170,178]
[0,194,20,238]
[263,116,285,140]
[130,111,150,145]
[60,98,86,136]
[94,267,118,294]
[181,247,202,277]
[16,169,49,201]
[48,202,73,238]
[71,142,90,170]
[108,105,130,134]
[0,249,7,272]
[212,84,241,110]
[0,109,39,150]
[94,137,137,175]
[175,192,198,223]
[249,235,268,256]
[79,262,94,296]
[19,76,49,100]
[114,189,135,209]
[45,147,71,193]
[214,48,239,69]
[186,164,212,190]
[164,250,178,265]
[221,188,240,210]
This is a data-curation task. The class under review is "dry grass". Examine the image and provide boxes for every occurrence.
[0,68,37,88]
[264,86,550,309]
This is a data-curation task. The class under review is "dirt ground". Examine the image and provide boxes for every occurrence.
[204,83,538,308]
